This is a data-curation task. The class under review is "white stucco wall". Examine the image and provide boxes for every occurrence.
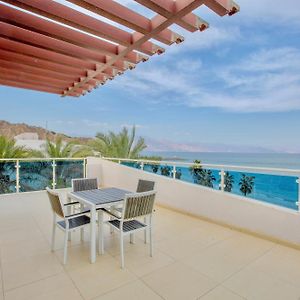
[86,157,300,246]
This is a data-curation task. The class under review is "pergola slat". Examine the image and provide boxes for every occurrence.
[66,0,213,95]
[0,0,239,96]
[0,4,145,64]
[0,48,87,79]
[0,78,80,97]
[0,37,97,70]
[0,37,115,85]
[0,59,81,82]
[66,0,184,45]
[0,64,98,90]
[134,0,209,32]
[0,22,124,83]
[2,0,165,55]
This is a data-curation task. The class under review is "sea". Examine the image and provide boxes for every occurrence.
[143,151,300,169]
[138,152,300,210]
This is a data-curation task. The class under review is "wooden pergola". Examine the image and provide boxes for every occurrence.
[0,0,239,97]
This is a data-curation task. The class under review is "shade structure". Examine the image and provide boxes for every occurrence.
[0,0,239,97]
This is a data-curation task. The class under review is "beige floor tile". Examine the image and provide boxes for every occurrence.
[5,273,83,300]
[55,243,91,269]
[103,234,149,257]
[0,237,50,263]
[155,227,227,260]
[0,225,44,246]
[183,247,247,283]
[113,246,175,277]
[2,252,63,291]
[183,232,274,283]
[142,262,217,300]
[247,244,300,287]
[67,255,137,299]
[223,267,300,300]
[199,286,245,300]
[94,280,163,300]
[207,233,275,265]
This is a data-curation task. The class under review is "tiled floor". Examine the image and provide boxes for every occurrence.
[1,191,300,300]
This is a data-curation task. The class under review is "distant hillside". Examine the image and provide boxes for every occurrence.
[0,120,90,143]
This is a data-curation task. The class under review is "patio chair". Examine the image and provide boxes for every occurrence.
[136,179,155,193]
[70,178,98,240]
[107,179,155,242]
[46,187,91,264]
[101,190,156,268]
[72,177,98,192]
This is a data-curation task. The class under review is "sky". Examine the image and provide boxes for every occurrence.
[0,0,300,153]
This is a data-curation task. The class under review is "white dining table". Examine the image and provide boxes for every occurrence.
[68,187,130,263]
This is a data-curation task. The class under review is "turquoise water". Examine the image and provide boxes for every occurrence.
[134,152,300,210]
[144,151,300,169]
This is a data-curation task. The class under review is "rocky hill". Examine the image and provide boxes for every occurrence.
[0,120,89,143]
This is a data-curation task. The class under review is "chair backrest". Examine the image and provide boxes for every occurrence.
[123,190,156,220]
[46,187,64,218]
[136,179,155,193]
[72,178,98,192]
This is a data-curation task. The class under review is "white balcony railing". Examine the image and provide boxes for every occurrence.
[1,156,300,212]
[0,157,86,193]
[103,157,300,212]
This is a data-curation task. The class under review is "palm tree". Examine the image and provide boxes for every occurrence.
[189,160,216,188]
[189,160,202,183]
[0,136,29,193]
[239,174,255,196]
[160,165,172,177]
[0,135,29,158]
[223,171,234,192]
[89,126,146,158]
[44,137,88,188]
[45,137,74,158]
[175,168,182,179]
[198,169,216,188]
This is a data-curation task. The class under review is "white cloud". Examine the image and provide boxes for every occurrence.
[168,26,241,54]
[116,46,300,113]
[236,0,300,24]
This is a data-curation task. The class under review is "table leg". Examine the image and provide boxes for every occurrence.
[67,196,72,241]
[90,207,96,263]
[80,203,84,242]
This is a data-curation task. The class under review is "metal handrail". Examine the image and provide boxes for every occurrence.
[0,157,84,162]
[102,157,300,176]
[102,156,300,211]
[0,158,86,194]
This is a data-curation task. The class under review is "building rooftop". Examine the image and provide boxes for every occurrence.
[1,190,300,300]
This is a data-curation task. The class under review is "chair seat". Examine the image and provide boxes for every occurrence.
[58,215,90,229]
[108,219,146,232]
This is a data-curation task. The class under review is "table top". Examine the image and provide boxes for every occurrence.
[69,187,131,206]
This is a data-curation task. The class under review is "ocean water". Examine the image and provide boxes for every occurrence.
[144,151,300,169]
[135,152,300,210]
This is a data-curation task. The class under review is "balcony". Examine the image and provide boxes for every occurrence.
[1,157,300,299]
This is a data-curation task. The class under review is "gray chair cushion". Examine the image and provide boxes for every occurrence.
[58,215,90,229]
[108,219,146,232]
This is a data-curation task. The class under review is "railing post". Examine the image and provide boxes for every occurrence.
[140,161,144,170]
[172,165,176,179]
[15,160,20,193]
[83,158,87,178]
[297,177,300,211]
[219,169,225,192]
[52,159,56,189]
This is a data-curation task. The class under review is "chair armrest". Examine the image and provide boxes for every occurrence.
[64,202,80,206]
[65,210,90,219]
[100,208,121,219]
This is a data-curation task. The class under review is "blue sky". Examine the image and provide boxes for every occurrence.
[1,0,300,153]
